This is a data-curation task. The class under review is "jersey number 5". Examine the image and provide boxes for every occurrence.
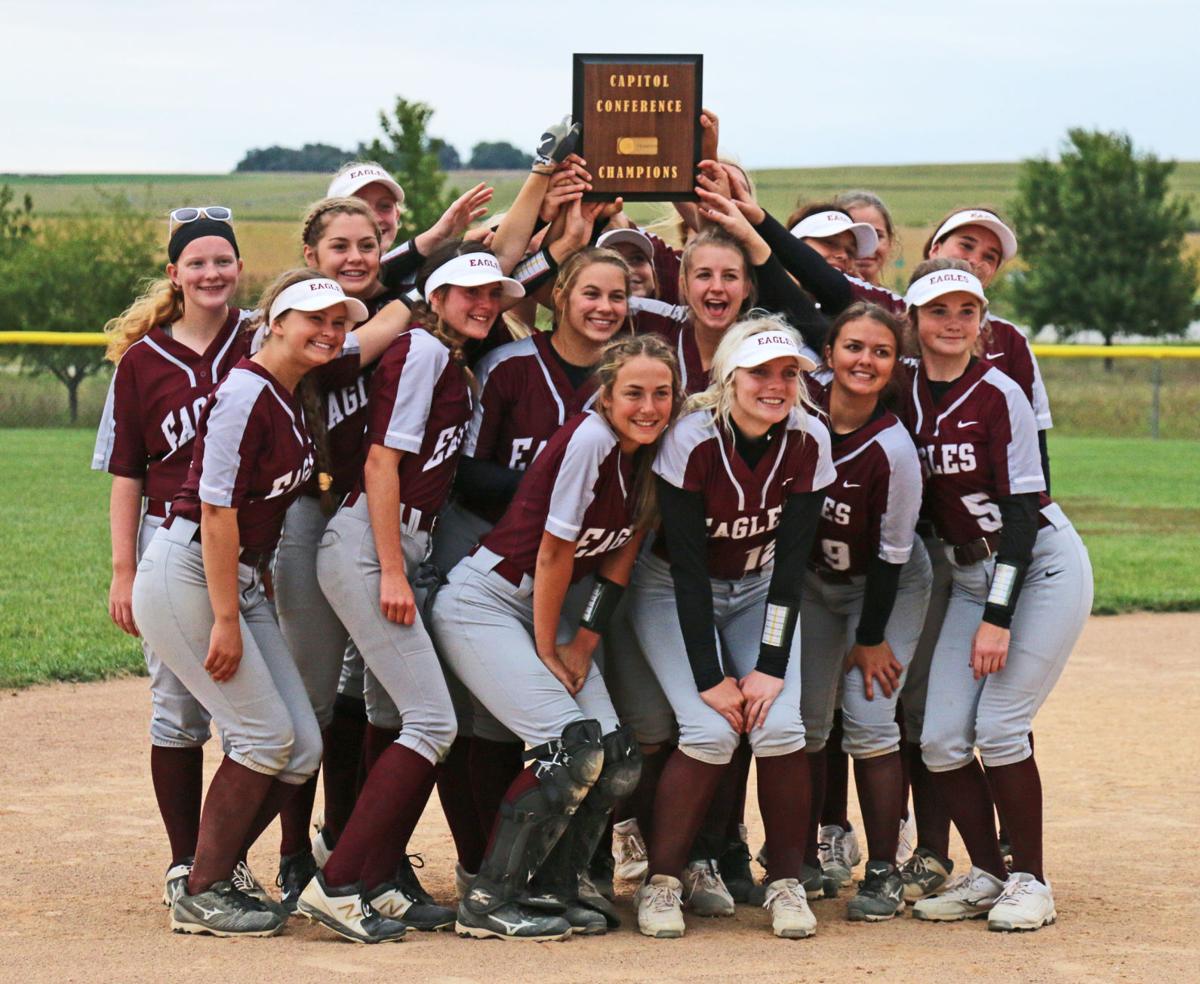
[960,492,1002,532]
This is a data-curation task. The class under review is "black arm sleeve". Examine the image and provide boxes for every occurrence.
[655,478,725,692]
[1038,429,1051,495]
[754,210,854,315]
[454,457,524,515]
[756,491,823,677]
[854,557,903,647]
[379,240,424,292]
[983,492,1040,628]
[753,254,830,353]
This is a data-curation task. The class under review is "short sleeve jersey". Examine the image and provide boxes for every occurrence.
[901,359,1049,546]
[168,354,338,553]
[356,326,473,525]
[807,384,923,576]
[846,274,907,316]
[479,410,637,584]
[629,304,710,395]
[464,331,599,522]
[652,407,837,580]
[981,314,1053,429]
[91,308,252,504]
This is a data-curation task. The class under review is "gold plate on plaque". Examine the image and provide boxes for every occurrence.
[617,137,659,155]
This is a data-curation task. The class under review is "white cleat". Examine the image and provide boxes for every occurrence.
[987,872,1057,932]
[636,874,686,938]
[896,813,917,866]
[763,878,817,939]
[613,817,649,882]
[912,866,1005,922]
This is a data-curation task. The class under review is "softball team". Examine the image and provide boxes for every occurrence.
[96,118,1090,946]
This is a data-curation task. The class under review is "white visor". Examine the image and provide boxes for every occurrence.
[597,227,654,261]
[728,330,806,376]
[904,270,987,308]
[789,211,878,258]
[423,253,526,302]
[328,165,405,206]
[932,210,1017,261]
[268,278,369,326]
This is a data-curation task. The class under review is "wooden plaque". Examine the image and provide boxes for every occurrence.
[573,53,703,202]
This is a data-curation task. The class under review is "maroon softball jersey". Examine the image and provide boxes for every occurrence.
[464,331,599,522]
[168,355,339,554]
[652,407,837,580]
[901,359,1048,547]
[629,304,709,395]
[350,326,473,530]
[92,308,252,505]
[844,271,1051,426]
[806,384,923,576]
[479,410,638,583]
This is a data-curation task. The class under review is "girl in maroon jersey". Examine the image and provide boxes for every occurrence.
[900,259,1092,932]
[93,210,248,909]
[629,316,836,940]
[296,243,529,943]
[795,303,930,920]
[131,270,411,938]
[836,190,899,288]
[430,335,683,941]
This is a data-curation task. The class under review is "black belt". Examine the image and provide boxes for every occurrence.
[951,537,996,566]
[807,562,855,584]
[145,498,171,519]
[189,526,270,571]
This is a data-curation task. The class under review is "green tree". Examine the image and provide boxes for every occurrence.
[466,141,526,170]
[0,184,34,258]
[357,97,457,241]
[1011,129,1198,355]
[0,198,159,422]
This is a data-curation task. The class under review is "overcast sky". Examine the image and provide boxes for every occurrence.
[5,0,1198,173]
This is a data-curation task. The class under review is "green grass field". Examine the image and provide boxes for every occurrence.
[0,430,1195,689]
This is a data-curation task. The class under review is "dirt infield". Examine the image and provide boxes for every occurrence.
[1,612,1196,983]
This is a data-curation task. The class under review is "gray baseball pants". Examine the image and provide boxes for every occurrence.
[132,517,322,783]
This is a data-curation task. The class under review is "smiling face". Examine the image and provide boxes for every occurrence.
[611,241,655,298]
[826,315,897,400]
[804,230,859,274]
[167,236,242,315]
[730,355,801,436]
[432,282,505,342]
[847,203,892,283]
[353,181,400,250]
[270,304,348,371]
[684,244,750,335]
[602,354,676,453]
[914,290,985,363]
[557,261,628,349]
[304,213,381,298]
[929,223,1005,286]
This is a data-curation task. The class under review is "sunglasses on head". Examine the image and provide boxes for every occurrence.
[168,206,233,235]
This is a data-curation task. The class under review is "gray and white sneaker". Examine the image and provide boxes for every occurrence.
[231,859,288,920]
[171,879,285,937]
[847,861,906,922]
[454,863,475,901]
[987,872,1057,932]
[613,817,648,882]
[367,879,456,931]
[900,847,954,902]
[455,882,572,941]
[817,825,855,891]
[162,858,193,908]
[681,859,735,917]
[636,874,685,938]
[912,866,1004,922]
[763,878,817,939]
[297,871,408,943]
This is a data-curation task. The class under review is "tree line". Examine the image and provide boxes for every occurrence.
[235,135,528,173]
[0,109,1196,422]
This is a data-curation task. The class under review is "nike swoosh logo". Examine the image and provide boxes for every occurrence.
[1045,569,1063,578]
[957,421,978,428]
[986,352,1004,358]
[843,482,860,488]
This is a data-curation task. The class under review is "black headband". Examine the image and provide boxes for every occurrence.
[168,218,240,264]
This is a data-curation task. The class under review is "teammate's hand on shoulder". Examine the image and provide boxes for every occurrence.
[738,670,784,731]
[970,621,1011,679]
[380,568,416,626]
[845,641,902,700]
[108,570,139,637]
[205,618,243,682]
[700,676,746,733]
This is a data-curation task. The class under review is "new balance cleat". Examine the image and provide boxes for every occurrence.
[297,871,407,943]
[366,880,455,931]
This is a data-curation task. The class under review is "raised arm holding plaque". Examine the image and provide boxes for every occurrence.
[573,53,703,201]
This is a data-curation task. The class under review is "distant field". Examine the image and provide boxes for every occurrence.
[0,429,1194,688]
